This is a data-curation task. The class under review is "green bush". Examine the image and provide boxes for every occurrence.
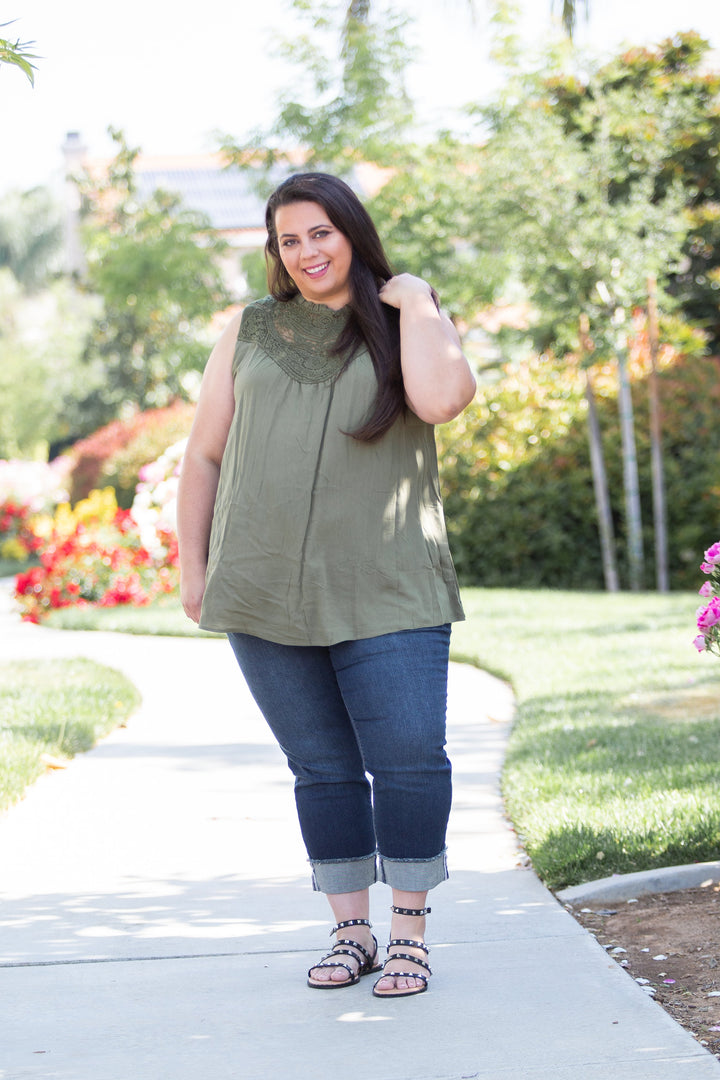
[438,353,720,589]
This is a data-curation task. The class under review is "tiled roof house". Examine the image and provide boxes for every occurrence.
[132,152,268,249]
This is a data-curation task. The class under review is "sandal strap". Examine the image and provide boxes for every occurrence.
[309,926,380,986]
[314,933,378,966]
[390,905,431,916]
[334,938,374,963]
[331,918,372,935]
[388,938,429,953]
[384,952,432,974]
[310,956,356,979]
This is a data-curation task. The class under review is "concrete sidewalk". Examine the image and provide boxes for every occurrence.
[1,581,718,1079]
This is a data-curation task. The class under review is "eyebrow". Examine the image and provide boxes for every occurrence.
[278,222,332,240]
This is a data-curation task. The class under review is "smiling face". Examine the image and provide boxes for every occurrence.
[274,200,354,309]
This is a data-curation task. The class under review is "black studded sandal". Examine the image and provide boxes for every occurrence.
[307,918,381,989]
[372,906,432,999]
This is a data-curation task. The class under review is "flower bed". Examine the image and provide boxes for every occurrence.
[1,500,44,563]
[0,459,70,564]
[14,440,184,623]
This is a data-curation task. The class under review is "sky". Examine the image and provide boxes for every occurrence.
[2,0,719,197]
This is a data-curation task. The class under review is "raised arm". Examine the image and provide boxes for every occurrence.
[379,273,476,425]
[176,311,241,622]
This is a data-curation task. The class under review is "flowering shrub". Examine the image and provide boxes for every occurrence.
[131,438,185,557]
[15,487,179,623]
[694,542,720,657]
[66,401,194,505]
[0,459,71,563]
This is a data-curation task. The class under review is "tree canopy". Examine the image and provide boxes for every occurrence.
[0,187,62,291]
[73,130,231,430]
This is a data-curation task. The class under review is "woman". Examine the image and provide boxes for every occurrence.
[177,172,476,998]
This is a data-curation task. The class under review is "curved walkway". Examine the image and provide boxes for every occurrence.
[1,581,718,1078]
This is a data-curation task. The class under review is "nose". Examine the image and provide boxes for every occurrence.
[300,235,319,259]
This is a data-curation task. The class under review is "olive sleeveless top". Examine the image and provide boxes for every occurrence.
[199,293,464,645]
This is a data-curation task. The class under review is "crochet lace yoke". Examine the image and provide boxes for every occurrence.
[238,293,352,384]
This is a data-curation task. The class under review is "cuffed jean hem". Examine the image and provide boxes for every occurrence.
[310,853,378,894]
[377,849,449,891]
[310,851,449,893]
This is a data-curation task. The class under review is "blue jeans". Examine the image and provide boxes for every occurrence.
[227,625,452,894]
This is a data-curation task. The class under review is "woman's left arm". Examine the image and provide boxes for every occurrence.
[379,273,476,424]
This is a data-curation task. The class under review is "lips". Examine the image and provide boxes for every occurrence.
[303,262,330,277]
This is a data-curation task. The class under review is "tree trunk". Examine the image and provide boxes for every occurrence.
[616,333,645,590]
[580,316,618,591]
[646,274,669,592]
[345,0,370,22]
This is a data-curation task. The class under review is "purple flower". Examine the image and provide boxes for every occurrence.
[694,634,708,652]
[699,581,714,597]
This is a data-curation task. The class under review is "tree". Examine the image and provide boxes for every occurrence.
[646,274,668,591]
[349,0,588,40]
[579,315,618,591]
[221,0,415,181]
[466,71,690,589]
[0,20,37,84]
[0,187,63,290]
[552,0,588,39]
[0,271,99,458]
[543,34,720,585]
[547,33,720,349]
[74,129,231,428]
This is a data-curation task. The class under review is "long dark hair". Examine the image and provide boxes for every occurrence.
[264,172,403,443]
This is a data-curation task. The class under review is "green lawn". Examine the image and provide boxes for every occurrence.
[44,596,222,637]
[0,559,33,578]
[453,588,720,890]
[0,659,141,813]
[20,588,720,891]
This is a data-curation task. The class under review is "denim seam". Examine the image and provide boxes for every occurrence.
[378,849,447,865]
[310,852,377,866]
[377,850,448,889]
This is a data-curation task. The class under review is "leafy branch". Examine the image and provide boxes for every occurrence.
[0,20,38,86]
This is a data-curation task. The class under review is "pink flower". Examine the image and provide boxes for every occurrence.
[693,634,708,652]
[697,598,720,632]
[699,581,714,597]
[704,542,720,566]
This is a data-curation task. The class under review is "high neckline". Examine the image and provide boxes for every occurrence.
[238,294,354,384]
[290,292,350,319]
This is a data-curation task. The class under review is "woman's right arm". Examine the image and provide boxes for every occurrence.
[177,311,243,623]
